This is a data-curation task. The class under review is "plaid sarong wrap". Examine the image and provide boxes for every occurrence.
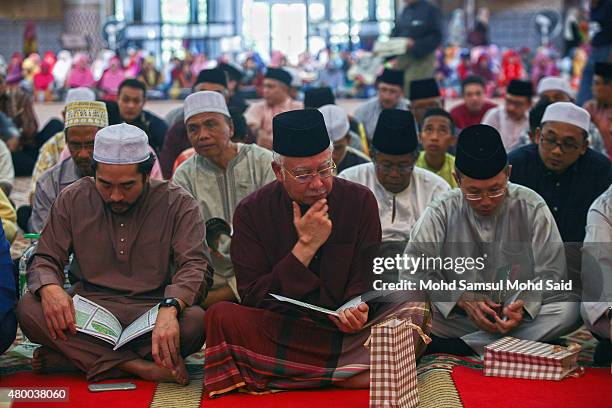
[484,337,582,381]
[365,317,431,408]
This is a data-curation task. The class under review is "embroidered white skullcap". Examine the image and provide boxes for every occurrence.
[93,123,150,164]
[64,87,96,105]
[184,91,230,123]
[318,104,350,142]
[537,76,573,97]
[541,102,591,132]
[64,101,108,129]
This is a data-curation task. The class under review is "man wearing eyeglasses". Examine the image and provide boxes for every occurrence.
[403,124,580,356]
[173,91,274,308]
[508,102,612,244]
[339,109,449,242]
[30,101,108,233]
[202,109,430,397]
[482,79,533,151]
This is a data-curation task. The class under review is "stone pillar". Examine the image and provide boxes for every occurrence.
[63,0,104,55]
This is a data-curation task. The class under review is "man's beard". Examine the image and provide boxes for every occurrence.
[106,183,148,214]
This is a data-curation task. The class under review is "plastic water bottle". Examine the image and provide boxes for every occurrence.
[18,233,40,297]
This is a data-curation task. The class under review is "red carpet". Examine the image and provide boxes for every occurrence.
[203,389,369,408]
[0,372,157,407]
[452,366,612,408]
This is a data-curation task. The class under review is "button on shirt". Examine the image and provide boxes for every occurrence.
[508,144,612,242]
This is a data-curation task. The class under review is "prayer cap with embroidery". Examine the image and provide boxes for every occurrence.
[93,123,150,164]
[456,124,507,180]
[64,101,108,129]
[273,109,330,157]
[184,91,230,123]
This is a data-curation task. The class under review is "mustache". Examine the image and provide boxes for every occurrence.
[306,188,327,196]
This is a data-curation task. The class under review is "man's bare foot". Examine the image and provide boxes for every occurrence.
[32,347,79,374]
[119,357,189,385]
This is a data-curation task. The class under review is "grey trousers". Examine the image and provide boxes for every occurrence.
[432,301,582,355]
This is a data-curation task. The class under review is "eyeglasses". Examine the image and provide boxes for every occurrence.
[462,186,507,201]
[375,162,415,175]
[283,162,336,184]
[539,135,581,153]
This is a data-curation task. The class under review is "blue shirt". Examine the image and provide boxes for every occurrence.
[508,144,612,242]
[0,222,14,321]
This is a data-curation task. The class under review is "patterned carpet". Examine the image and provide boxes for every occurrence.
[0,326,598,407]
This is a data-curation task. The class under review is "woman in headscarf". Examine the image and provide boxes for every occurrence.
[66,53,95,88]
[52,50,72,90]
[33,61,55,101]
[97,55,125,101]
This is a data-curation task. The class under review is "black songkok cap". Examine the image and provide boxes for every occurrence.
[594,62,612,80]
[273,109,330,157]
[409,78,440,101]
[376,68,404,88]
[304,87,335,109]
[265,67,292,88]
[218,62,244,82]
[195,68,228,88]
[456,124,508,180]
[372,109,418,155]
[507,79,533,98]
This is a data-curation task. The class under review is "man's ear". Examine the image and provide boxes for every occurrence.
[271,161,283,182]
[534,127,542,145]
[507,165,512,179]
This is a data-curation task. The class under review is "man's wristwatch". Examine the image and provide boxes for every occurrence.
[160,298,182,315]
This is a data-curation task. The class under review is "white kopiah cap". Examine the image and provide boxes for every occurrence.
[93,123,150,164]
[184,91,230,123]
[64,87,96,105]
[541,102,591,132]
[318,104,350,142]
[537,76,573,97]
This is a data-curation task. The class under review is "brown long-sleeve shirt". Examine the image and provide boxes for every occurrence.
[28,177,212,306]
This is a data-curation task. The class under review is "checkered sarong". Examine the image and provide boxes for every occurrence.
[366,317,430,408]
[484,337,581,381]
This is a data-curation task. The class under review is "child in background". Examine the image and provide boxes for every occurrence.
[416,108,458,188]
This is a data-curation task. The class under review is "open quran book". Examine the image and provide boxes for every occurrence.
[73,295,159,350]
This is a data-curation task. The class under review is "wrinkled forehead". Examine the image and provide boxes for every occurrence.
[283,149,332,170]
